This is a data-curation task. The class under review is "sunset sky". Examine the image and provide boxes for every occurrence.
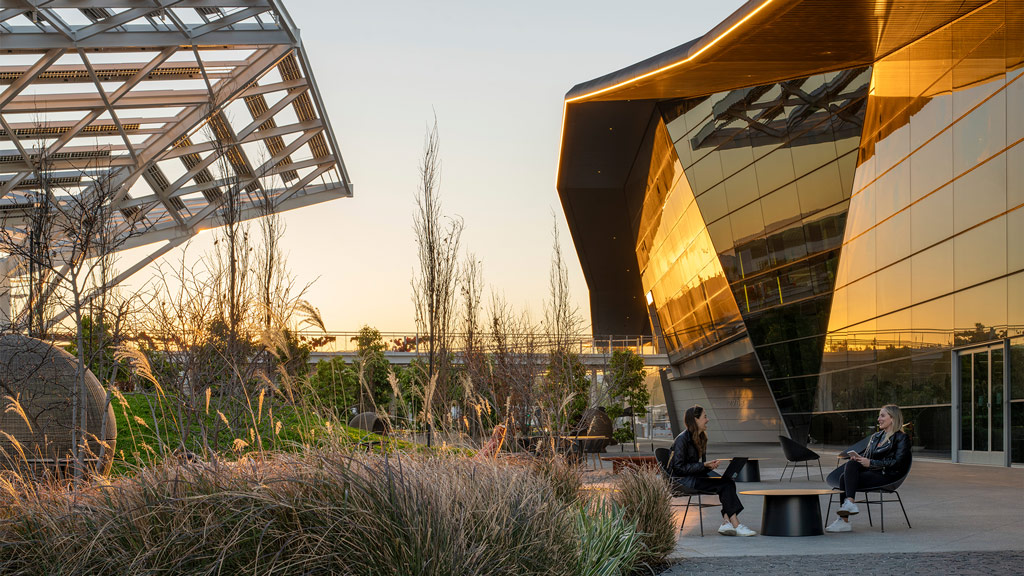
[141,1,747,333]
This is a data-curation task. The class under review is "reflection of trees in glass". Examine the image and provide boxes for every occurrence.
[954,323,1007,347]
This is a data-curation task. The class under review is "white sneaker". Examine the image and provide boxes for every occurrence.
[718,522,736,536]
[734,524,758,537]
[838,499,860,517]
[826,517,852,533]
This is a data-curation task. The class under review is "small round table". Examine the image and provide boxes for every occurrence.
[719,458,767,482]
[739,489,838,537]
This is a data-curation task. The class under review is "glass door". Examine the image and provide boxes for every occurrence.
[956,344,1007,465]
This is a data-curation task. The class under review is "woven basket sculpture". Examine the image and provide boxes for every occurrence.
[0,334,116,475]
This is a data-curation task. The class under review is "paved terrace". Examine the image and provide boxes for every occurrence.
[586,440,1024,575]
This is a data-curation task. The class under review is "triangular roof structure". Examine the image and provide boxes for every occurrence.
[0,0,351,306]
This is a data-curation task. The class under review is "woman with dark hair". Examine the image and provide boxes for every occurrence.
[826,404,911,533]
[669,405,757,537]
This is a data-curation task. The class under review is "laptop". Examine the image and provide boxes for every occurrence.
[710,457,749,481]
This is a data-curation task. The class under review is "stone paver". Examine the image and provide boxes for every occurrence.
[659,551,1024,575]
[602,440,1024,573]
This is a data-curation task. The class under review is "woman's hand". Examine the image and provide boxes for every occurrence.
[851,454,871,467]
[705,459,720,470]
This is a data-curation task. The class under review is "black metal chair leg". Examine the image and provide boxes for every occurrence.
[780,462,789,481]
[817,460,824,481]
[697,494,704,537]
[880,492,886,533]
[681,495,692,533]
[865,491,873,527]
[826,492,834,519]
[896,491,911,528]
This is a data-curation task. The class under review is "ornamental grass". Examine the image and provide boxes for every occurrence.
[0,450,674,576]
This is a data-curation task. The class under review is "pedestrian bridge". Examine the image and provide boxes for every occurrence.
[303,332,670,368]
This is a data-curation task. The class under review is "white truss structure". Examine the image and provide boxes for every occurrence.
[0,0,352,323]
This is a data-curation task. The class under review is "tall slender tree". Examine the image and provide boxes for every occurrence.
[411,117,463,445]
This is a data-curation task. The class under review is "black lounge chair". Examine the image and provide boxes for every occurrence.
[834,435,871,466]
[825,458,913,532]
[655,447,720,537]
[779,435,824,481]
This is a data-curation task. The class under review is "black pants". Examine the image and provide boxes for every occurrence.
[840,460,888,500]
[691,477,744,518]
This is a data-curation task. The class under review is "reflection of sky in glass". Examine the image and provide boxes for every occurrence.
[830,0,1023,352]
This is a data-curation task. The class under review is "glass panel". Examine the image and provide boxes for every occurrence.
[1012,338,1024,401]
[961,353,973,451]
[910,129,953,202]
[690,153,724,193]
[1008,71,1024,145]
[953,152,1006,235]
[755,148,796,195]
[912,349,951,406]
[797,161,845,218]
[725,166,760,212]
[1010,272,1024,337]
[875,161,910,223]
[847,273,877,327]
[730,203,765,247]
[761,184,800,234]
[876,258,911,316]
[952,90,1006,177]
[911,295,953,348]
[1012,401,1024,464]
[954,278,1007,346]
[846,182,876,237]
[911,184,953,253]
[876,209,911,268]
[846,229,877,284]
[1010,207,1024,276]
[697,183,729,223]
[993,348,1004,452]
[911,240,954,303]
[951,3,1005,118]
[910,83,953,150]
[953,216,1007,291]
[973,351,989,451]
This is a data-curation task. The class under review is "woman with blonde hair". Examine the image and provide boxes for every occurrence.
[669,405,757,536]
[826,404,911,533]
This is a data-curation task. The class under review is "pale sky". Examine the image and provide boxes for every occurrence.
[137,1,747,333]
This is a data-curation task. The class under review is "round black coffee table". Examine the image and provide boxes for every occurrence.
[740,489,838,536]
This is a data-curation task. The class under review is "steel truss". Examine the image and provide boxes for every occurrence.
[0,0,352,324]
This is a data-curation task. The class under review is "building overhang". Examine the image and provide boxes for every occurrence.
[556,0,993,338]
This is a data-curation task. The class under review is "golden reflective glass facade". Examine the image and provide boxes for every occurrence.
[560,0,1024,460]
[653,69,870,436]
[636,122,744,357]
[822,1,1024,458]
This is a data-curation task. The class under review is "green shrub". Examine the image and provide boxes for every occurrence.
[574,499,642,576]
[614,468,676,567]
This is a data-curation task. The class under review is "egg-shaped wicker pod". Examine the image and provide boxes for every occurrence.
[0,334,116,476]
[348,411,389,434]
[573,407,614,453]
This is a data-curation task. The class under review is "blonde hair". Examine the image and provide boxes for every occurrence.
[881,404,903,441]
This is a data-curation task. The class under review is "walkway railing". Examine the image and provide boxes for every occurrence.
[298,331,661,357]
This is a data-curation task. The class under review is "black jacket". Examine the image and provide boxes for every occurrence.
[668,430,708,489]
[857,430,911,477]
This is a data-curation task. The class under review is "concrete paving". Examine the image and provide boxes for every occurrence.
[595,439,1024,574]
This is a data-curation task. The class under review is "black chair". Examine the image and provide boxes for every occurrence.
[654,447,719,537]
[825,458,913,532]
[834,435,871,466]
[779,435,824,481]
